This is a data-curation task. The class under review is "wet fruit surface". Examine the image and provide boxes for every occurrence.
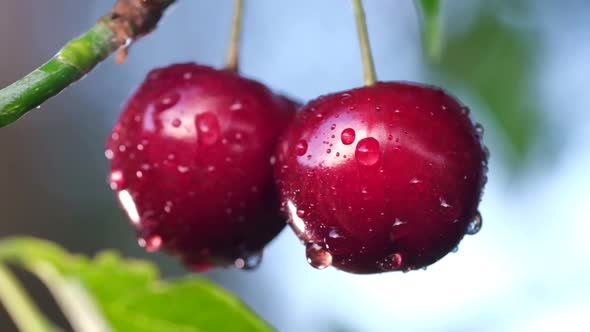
[107,63,296,270]
[274,82,487,273]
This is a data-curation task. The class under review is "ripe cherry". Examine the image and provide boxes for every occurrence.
[274,82,487,274]
[106,63,296,270]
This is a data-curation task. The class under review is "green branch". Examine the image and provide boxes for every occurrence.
[0,0,176,128]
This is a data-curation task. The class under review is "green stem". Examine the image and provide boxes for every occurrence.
[0,264,57,332]
[225,0,244,72]
[0,0,176,128]
[352,0,377,86]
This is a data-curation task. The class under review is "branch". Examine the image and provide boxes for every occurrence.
[0,0,176,128]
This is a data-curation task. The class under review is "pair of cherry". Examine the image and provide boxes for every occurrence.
[106,2,487,274]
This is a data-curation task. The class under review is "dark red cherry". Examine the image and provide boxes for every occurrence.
[106,63,297,270]
[274,82,487,274]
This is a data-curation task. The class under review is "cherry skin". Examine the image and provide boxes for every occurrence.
[106,63,297,270]
[274,82,487,274]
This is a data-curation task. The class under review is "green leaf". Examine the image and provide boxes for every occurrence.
[416,0,443,61]
[0,237,273,332]
[432,10,544,168]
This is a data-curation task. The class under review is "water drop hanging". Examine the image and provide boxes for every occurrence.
[234,252,263,270]
[378,253,403,271]
[138,234,163,252]
[466,211,482,235]
[305,243,333,269]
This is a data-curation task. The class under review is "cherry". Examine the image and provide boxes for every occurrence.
[274,82,487,274]
[106,63,297,270]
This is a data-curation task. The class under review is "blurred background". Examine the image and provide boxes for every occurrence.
[1,0,589,331]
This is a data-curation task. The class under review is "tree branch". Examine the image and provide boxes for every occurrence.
[0,0,176,128]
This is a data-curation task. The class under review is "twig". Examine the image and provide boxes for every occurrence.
[0,0,176,128]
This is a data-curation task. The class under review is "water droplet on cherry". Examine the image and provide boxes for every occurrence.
[234,252,263,270]
[306,243,333,269]
[328,228,344,239]
[105,149,114,160]
[340,93,352,105]
[409,177,421,184]
[109,170,125,190]
[229,101,243,111]
[466,211,482,235]
[378,253,403,271]
[355,137,380,166]
[295,140,308,156]
[439,197,451,208]
[195,112,220,145]
[475,123,484,136]
[341,128,356,145]
[392,218,406,227]
[164,201,173,214]
[155,92,180,112]
[138,234,162,252]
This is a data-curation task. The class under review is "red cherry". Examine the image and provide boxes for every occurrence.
[106,63,297,270]
[275,82,487,273]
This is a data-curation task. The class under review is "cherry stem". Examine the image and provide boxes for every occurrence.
[352,0,377,86]
[225,0,244,72]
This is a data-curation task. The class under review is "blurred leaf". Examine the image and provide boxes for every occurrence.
[416,0,443,61]
[433,11,543,168]
[0,237,273,332]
